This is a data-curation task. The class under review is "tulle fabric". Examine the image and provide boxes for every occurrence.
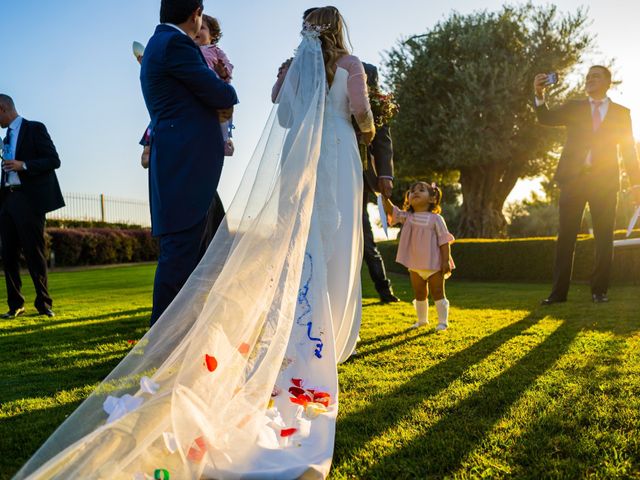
[14,32,362,480]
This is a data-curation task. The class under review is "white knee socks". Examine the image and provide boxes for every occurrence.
[435,298,449,331]
[411,299,429,329]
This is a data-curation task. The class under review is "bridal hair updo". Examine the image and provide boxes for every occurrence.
[304,6,352,85]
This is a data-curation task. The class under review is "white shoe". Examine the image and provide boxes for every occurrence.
[435,323,447,331]
[409,321,428,330]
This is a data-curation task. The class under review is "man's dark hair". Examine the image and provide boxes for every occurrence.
[303,8,319,20]
[0,94,15,110]
[590,65,612,84]
[160,0,203,24]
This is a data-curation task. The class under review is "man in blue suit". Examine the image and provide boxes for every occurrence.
[141,0,238,325]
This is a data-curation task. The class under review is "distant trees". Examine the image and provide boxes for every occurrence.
[385,4,593,237]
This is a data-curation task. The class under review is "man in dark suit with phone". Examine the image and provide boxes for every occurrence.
[141,0,238,325]
[534,66,640,304]
[0,94,65,318]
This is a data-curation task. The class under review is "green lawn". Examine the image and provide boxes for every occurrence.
[1,265,639,479]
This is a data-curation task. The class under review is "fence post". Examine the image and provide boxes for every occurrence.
[100,194,106,222]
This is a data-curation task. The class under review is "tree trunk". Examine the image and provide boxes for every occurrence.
[457,163,522,238]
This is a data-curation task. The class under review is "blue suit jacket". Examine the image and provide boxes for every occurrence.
[140,25,238,236]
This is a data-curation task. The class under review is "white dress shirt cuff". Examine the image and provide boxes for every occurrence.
[534,97,545,107]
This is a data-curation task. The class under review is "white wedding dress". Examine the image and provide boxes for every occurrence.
[14,30,372,480]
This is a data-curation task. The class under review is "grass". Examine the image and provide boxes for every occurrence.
[1,265,639,479]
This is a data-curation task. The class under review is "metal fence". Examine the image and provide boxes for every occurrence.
[46,193,151,227]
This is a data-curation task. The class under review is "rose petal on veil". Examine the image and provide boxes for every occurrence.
[204,354,218,372]
[280,428,298,437]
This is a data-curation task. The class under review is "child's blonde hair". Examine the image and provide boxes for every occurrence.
[403,181,443,214]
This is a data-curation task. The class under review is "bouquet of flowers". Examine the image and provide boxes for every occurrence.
[369,87,399,128]
[359,86,399,169]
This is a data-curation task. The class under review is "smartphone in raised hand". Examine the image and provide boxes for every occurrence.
[546,72,559,86]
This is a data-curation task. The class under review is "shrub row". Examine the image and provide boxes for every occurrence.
[378,230,640,284]
[46,228,158,267]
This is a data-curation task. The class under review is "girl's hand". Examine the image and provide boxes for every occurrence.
[441,260,451,275]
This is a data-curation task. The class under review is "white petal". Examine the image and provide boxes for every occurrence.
[140,376,159,395]
[162,431,178,454]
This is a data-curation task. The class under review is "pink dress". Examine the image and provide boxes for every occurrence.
[200,44,235,155]
[390,206,455,273]
[200,45,233,82]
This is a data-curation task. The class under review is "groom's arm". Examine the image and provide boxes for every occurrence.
[167,34,238,110]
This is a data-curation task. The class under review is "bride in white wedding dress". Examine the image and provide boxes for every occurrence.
[13,7,374,480]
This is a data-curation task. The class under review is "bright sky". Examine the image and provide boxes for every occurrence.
[4,0,640,206]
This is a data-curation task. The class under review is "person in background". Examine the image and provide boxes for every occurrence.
[0,94,65,318]
[534,66,640,304]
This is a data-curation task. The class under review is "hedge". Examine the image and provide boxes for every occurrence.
[46,228,158,267]
[377,230,640,284]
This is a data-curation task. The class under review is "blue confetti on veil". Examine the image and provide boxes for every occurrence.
[296,253,323,359]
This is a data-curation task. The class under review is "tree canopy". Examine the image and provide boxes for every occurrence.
[385,4,594,237]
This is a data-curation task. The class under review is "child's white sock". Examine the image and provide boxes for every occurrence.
[435,298,449,331]
[410,299,428,329]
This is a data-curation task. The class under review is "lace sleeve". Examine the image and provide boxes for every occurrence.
[337,56,374,132]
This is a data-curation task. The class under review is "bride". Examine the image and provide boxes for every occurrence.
[14,6,375,479]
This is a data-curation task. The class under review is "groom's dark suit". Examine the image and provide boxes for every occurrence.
[361,63,395,299]
[536,98,640,299]
[141,24,238,324]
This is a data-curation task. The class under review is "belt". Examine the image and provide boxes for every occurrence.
[3,185,22,193]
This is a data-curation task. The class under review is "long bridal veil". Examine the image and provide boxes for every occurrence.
[15,30,354,480]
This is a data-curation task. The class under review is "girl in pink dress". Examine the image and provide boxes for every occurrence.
[195,15,235,156]
[382,182,455,331]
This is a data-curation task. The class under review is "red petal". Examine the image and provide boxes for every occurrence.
[291,378,303,387]
[238,343,250,355]
[205,354,218,372]
[187,436,207,462]
[280,428,297,437]
[288,386,306,397]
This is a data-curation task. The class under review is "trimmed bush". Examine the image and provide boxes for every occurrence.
[47,228,158,267]
[377,230,640,284]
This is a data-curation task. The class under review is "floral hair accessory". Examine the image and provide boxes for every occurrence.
[431,182,437,189]
[302,21,332,38]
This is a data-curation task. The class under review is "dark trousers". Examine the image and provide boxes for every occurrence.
[199,191,226,253]
[0,190,52,311]
[550,180,618,300]
[150,215,208,326]
[363,192,393,296]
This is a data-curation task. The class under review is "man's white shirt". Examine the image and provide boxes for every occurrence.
[535,96,611,167]
[3,116,23,186]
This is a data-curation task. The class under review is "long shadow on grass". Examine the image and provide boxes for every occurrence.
[0,307,150,336]
[334,310,545,475]
[0,400,84,480]
[0,310,149,404]
[508,327,639,478]
[336,310,640,479]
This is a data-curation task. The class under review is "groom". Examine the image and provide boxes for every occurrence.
[141,0,238,325]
